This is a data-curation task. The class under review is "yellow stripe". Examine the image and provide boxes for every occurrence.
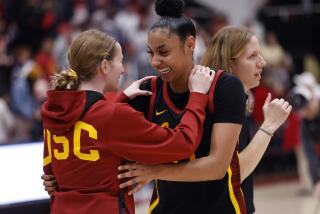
[189,153,196,161]
[227,166,241,214]
[43,129,52,166]
[148,180,160,214]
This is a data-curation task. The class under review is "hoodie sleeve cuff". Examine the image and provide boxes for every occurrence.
[186,92,208,109]
[116,92,130,103]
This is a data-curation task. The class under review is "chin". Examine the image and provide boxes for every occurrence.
[250,82,260,90]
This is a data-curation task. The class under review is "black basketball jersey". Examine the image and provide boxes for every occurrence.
[143,71,247,214]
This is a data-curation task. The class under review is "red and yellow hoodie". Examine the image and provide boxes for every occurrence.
[41,90,208,214]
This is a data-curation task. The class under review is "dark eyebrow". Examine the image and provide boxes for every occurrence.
[147,44,167,51]
[156,44,167,50]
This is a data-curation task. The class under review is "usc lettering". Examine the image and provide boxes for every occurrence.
[43,121,100,166]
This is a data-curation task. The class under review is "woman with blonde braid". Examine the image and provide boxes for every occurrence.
[41,29,213,214]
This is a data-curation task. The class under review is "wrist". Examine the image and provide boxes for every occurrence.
[123,90,132,99]
[258,126,274,137]
[260,122,276,134]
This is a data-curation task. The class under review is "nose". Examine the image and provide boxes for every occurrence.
[119,64,125,75]
[150,55,161,69]
[258,55,267,67]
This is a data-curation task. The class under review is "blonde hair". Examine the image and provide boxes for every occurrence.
[53,29,117,90]
[201,26,253,72]
[201,26,254,112]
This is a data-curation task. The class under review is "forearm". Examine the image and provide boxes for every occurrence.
[108,93,208,164]
[239,123,274,182]
[153,156,227,182]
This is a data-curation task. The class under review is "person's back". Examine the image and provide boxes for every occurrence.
[42,90,132,213]
[42,29,214,214]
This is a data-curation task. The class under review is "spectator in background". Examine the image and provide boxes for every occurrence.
[290,72,320,197]
[35,37,57,82]
[260,31,291,97]
[10,45,42,141]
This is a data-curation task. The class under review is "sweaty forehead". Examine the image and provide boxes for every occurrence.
[148,28,180,48]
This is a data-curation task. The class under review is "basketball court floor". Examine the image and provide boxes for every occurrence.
[135,180,320,214]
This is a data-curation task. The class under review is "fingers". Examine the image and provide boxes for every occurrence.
[278,98,285,104]
[138,90,152,96]
[43,180,57,187]
[119,177,140,189]
[268,97,292,115]
[41,174,55,181]
[128,183,144,195]
[45,186,56,192]
[209,69,215,77]
[191,65,200,75]
[264,93,272,106]
[283,101,290,109]
[285,105,292,114]
[118,164,138,171]
[117,170,138,179]
[138,75,156,84]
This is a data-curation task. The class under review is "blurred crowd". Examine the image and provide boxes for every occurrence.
[0,0,320,196]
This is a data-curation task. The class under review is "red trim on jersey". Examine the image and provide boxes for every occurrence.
[148,77,158,120]
[163,81,184,114]
[230,148,247,213]
[209,70,223,113]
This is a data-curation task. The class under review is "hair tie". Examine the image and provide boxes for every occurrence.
[68,69,78,81]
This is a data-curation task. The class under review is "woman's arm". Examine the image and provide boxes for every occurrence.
[117,123,241,195]
[239,94,291,182]
[118,74,246,186]
[107,66,214,164]
[119,123,241,180]
[105,76,154,103]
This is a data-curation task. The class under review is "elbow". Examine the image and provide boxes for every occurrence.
[210,164,229,180]
[216,169,228,180]
[180,143,197,158]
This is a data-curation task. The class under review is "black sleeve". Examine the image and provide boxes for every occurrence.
[127,79,151,118]
[211,72,246,124]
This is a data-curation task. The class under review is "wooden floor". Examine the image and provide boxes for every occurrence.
[135,181,320,214]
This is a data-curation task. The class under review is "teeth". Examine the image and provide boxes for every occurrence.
[159,68,171,74]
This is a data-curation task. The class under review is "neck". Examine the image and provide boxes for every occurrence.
[169,62,194,93]
[79,75,105,94]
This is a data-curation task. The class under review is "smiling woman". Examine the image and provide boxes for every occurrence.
[41,29,214,214]
[117,24,292,214]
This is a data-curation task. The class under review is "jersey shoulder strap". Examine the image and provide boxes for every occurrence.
[208,70,223,114]
[148,77,159,120]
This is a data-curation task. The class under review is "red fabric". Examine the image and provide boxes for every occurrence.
[42,90,208,214]
[230,148,247,214]
[104,91,128,103]
[208,70,223,113]
[252,86,272,125]
[283,111,301,152]
[148,77,157,120]
[35,52,56,81]
[41,10,56,30]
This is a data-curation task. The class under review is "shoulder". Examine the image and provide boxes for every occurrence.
[213,71,245,101]
[216,72,244,92]
[210,72,246,123]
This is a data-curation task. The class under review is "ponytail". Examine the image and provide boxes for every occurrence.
[52,68,79,90]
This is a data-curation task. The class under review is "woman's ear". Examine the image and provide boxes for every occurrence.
[185,35,196,53]
[100,59,111,75]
